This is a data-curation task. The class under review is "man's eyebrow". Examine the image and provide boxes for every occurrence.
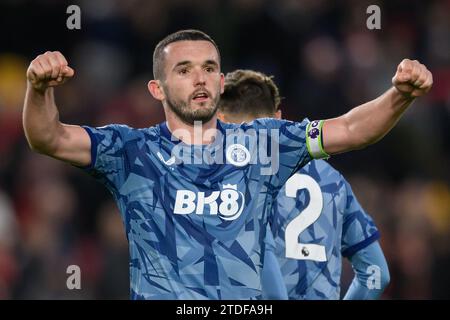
[204,60,219,67]
[173,61,192,69]
[173,60,219,70]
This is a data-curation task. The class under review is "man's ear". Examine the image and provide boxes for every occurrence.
[275,109,282,119]
[148,80,165,101]
[220,73,225,94]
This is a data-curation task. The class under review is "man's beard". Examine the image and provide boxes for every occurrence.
[165,88,220,125]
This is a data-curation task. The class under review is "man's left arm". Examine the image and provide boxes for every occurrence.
[320,59,433,155]
[340,177,389,299]
[343,241,390,300]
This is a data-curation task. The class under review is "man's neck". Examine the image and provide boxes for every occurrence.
[165,109,218,145]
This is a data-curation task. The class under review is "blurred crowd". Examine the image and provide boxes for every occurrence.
[0,0,449,299]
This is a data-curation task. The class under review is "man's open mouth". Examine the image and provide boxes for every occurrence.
[192,91,209,102]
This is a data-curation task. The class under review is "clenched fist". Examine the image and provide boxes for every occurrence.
[392,59,433,99]
[27,51,74,92]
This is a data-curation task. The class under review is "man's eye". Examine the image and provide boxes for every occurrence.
[179,68,188,75]
[205,67,214,73]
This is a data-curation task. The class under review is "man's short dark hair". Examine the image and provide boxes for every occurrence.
[153,29,221,80]
[219,69,281,118]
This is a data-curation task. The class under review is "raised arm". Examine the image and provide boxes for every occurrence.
[23,51,91,166]
[322,59,433,154]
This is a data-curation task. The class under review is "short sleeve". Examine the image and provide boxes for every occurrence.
[248,118,326,187]
[79,124,129,189]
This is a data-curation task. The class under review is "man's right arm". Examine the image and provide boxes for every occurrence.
[23,51,91,167]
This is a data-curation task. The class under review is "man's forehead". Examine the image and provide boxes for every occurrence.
[164,40,219,63]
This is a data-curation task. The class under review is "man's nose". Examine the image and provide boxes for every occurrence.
[193,69,206,86]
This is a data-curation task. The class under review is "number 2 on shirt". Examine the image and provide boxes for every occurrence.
[284,173,327,261]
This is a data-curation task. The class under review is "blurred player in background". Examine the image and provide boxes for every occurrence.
[218,69,390,299]
[23,29,432,299]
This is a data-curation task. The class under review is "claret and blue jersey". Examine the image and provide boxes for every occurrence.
[80,118,317,299]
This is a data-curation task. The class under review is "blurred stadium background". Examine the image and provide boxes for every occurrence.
[0,0,449,299]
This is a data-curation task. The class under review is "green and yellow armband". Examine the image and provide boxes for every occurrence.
[306,120,330,159]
